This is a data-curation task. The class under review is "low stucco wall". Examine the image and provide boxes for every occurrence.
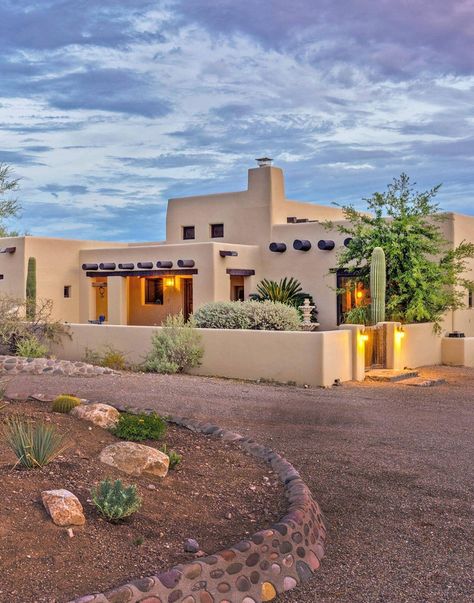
[51,324,354,387]
[441,337,474,367]
[397,322,443,369]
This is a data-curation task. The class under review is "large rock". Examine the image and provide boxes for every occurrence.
[99,442,169,478]
[41,489,86,526]
[71,403,120,429]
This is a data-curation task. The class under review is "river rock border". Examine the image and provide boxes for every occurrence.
[0,355,115,377]
[71,403,327,603]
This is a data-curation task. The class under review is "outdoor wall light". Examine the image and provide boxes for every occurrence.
[356,290,364,300]
[164,276,175,287]
[396,326,405,339]
[360,329,369,342]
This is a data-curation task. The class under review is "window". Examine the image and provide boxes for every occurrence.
[183,225,195,240]
[469,288,473,309]
[145,278,164,304]
[64,285,71,298]
[211,223,224,238]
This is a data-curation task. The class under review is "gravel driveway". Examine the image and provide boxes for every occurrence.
[6,366,474,603]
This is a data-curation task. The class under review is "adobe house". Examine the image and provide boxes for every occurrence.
[1,159,473,333]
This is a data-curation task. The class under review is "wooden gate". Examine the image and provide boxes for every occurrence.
[364,324,387,370]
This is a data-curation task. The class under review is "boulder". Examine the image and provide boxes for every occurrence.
[71,403,120,429]
[99,442,169,478]
[41,489,86,526]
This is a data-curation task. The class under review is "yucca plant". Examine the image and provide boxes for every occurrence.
[3,416,70,468]
[52,394,81,413]
[256,277,303,305]
[91,479,142,522]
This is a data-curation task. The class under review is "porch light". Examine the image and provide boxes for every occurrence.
[356,290,364,300]
[164,276,175,287]
[360,329,369,342]
[396,326,405,339]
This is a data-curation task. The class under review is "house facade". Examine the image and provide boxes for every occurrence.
[1,161,473,333]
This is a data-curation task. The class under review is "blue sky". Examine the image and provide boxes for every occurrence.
[1,0,473,241]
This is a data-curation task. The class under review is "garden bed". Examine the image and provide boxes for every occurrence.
[0,399,286,603]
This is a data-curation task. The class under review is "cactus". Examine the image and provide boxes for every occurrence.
[370,247,386,324]
[26,257,37,320]
[52,394,81,413]
[91,479,142,522]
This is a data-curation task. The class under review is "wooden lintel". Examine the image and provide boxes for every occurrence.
[86,269,198,278]
[226,269,255,276]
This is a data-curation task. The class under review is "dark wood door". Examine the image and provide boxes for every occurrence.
[183,279,193,321]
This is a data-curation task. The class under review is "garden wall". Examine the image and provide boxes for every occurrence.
[51,324,354,387]
[396,322,444,369]
[441,337,474,368]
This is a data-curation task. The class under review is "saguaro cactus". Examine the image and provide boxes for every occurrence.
[26,256,37,319]
[370,247,386,324]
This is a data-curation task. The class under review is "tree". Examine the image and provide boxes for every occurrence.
[328,173,474,329]
[0,163,21,237]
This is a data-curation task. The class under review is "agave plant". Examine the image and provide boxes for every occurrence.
[256,277,303,305]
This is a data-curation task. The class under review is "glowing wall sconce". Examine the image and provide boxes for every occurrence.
[164,276,176,287]
[360,329,369,343]
[356,290,364,300]
[396,326,405,339]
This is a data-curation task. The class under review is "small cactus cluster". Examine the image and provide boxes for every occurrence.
[91,478,142,522]
[370,247,386,324]
[52,394,81,413]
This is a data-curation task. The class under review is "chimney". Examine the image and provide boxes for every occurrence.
[255,157,273,167]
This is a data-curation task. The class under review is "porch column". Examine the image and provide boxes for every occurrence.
[107,277,127,325]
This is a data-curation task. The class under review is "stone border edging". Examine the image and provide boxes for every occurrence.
[69,402,326,603]
[0,355,116,377]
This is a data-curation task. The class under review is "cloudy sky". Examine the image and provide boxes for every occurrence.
[1,0,473,241]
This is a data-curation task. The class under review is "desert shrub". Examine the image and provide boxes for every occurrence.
[251,277,318,322]
[52,394,81,413]
[15,335,48,358]
[83,345,127,370]
[2,416,69,468]
[91,478,142,522]
[160,444,182,469]
[143,313,203,374]
[0,295,70,355]
[111,412,167,442]
[193,300,301,331]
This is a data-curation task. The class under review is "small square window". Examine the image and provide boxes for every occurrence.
[64,285,71,298]
[183,226,195,240]
[211,223,224,238]
[469,289,473,309]
[145,278,164,304]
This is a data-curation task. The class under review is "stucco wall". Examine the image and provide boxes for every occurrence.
[397,322,444,368]
[50,324,354,387]
[441,337,474,367]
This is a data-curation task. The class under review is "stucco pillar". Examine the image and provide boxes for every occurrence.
[338,324,365,381]
[378,321,403,370]
[107,277,127,325]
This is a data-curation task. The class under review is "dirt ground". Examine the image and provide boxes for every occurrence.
[0,400,285,603]
[5,365,474,603]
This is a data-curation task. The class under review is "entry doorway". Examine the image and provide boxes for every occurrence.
[336,269,369,325]
[92,278,108,321]
[183,278,193,321]
[230,276,245,301]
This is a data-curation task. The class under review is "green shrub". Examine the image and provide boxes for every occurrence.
[91,478,142,522]
[111,412,167,442]
[52,394,81,413]
[83,345,126,370]
[2,416,69,468]
[344,304,372,325]
[193,300,301,331]
[144,313,203,374]
[15,335,48,358]
[160,444,182,469]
